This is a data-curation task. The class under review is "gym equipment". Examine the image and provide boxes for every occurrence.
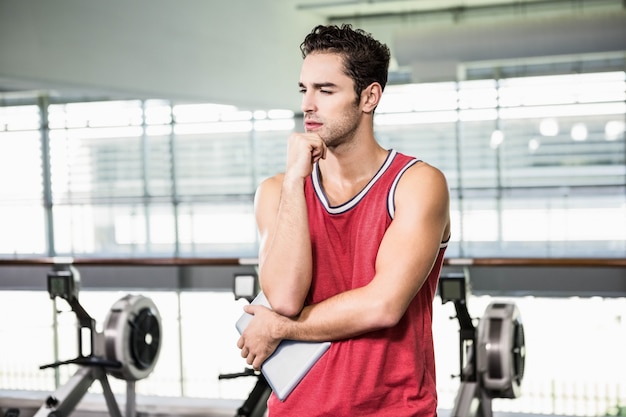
[34,261,162,417]
[221,281,270,417]
[440,271,526,417]
[233,273,258,303]
[219,368,271,417]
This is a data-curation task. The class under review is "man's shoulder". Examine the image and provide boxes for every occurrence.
[254,173,284,204]
[402,159,446,181]
[258,173,285,188]
[395,160,449,199]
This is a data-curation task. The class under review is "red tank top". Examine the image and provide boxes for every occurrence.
[267,149,448,417]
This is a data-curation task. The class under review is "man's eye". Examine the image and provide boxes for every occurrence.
[320,90,332,94]
[299,88,306,94]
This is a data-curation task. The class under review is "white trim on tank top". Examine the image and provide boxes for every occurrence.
[312,149,397,215]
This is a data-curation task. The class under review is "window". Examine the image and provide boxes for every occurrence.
[0,71,624,258]
[0,105,46,255]
[1,289,624,415]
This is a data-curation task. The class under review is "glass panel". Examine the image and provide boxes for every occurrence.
[376,122,458,177]
[253,130,288,185]
[177,201,257,257]
[500,112,625,188]
[179,291,256,398]
[435,294,626,414]
[174,132,255,196]
[1,71,625,258]
[53,203,177,256]
[49,129,144,201]
[0,113,46,255]
[379,82,458,113]
[0,105,41,130]
[457,189,501,256]
[459,120,500,189]
[3,290,625,411]
[144,134,174,197]
[0,203,46,254]
[0,291,54,391]
[499,188,626,257]
[498,72,626,107]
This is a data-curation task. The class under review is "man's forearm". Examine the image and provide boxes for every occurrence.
[260,178,313,317]
[275,286,399,343]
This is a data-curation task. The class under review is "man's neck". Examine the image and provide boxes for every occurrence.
[317,139,388,206]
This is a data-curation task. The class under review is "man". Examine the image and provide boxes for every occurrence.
[237,24,451,416]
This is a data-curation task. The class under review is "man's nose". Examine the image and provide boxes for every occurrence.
[301,91,316,113]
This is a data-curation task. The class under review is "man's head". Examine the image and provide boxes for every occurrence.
[300,24,391,102]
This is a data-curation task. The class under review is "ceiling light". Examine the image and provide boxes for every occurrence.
[490,130,504,149]
[528,138,540,152]
[539,118,559,137]
[605,120,625,141]
[570,123,588,141]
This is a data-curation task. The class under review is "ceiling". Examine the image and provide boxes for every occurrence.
[293,0,558,17]
[0,0,624,111]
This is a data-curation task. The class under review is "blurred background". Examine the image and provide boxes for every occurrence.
[0,1,625,416]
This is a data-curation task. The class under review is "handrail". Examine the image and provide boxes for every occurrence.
[445,257,626,267]
[0,257,624,267]
[0,257,258,266]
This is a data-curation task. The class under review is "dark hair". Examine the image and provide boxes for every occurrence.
[300,24,391,100]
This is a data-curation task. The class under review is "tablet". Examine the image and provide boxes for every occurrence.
[235,291,331,401]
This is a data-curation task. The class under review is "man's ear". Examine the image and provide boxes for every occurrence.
[361,83,383,114]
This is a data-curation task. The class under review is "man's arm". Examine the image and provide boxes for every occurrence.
[254,173,312,317]
[254,132,327,317]
[239,162,450,369]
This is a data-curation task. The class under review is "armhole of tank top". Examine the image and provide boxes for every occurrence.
[388,162,452,249]
[387,158,420,219]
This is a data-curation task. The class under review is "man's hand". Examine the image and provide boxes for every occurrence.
[237,304,283,370]
[284,132,326,182]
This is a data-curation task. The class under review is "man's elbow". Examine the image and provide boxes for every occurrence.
[265,292,304,318]
[272,301,303,318]
[372,300,405,329]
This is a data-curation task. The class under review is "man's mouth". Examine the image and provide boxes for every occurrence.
[304,120,322,131]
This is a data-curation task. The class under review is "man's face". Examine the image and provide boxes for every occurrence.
[299,52,361,148]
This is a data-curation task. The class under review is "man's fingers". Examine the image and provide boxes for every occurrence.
[236,305,280,371]
[311,142,327,163]
[246,354,255,366]
[312,148,324,161]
